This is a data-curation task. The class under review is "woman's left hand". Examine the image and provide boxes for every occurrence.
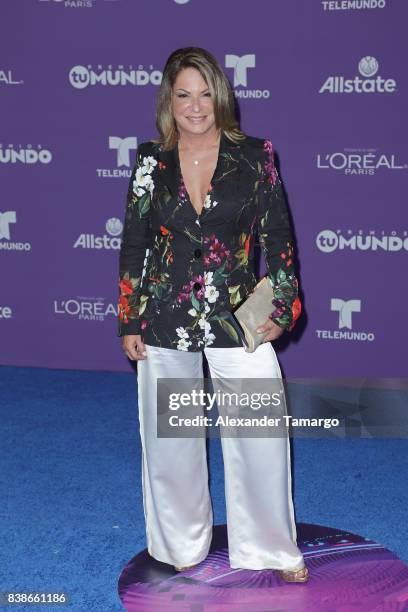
[256,317,285,342]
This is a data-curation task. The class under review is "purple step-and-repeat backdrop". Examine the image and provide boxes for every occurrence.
[1,0,406,377]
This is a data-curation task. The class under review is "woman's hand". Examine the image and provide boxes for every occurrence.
[256,317,285,342]
[122,335,147,361]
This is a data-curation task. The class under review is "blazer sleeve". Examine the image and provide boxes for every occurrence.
[117,142,153,336]
[256,139,301,332]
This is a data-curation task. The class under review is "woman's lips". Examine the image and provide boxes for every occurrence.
[188,116,206,123]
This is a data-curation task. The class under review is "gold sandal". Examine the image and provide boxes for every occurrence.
[277,565,309,583]
[174,563,198,572]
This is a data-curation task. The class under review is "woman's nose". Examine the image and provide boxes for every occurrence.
[190,98,201,112]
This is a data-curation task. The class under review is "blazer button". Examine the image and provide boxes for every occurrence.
[193,282,201,290]
[194,248,202,258]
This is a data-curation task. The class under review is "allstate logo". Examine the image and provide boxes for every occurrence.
[319,56,396,94]
[358,56,379,77]
[73,217,123,249]
[106,218,123,236]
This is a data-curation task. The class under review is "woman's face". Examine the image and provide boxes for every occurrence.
[171,67,216,137]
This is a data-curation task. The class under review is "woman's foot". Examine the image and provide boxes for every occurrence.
[174,563,198,572]
[276,565,309,583]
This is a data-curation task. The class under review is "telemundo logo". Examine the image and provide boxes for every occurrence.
[225,54,270,99]
[316,298,375,342]
[319,56,396,93]
[322,1,386,11]
[96,136,138,178]
[73,218,123,250]
[0,211,31,251]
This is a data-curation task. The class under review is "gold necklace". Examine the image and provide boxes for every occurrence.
[179,135,220,166]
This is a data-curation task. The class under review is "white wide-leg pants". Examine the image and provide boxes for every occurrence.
[136,342,305,571]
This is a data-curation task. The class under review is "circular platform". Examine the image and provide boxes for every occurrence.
[118,523,408,611]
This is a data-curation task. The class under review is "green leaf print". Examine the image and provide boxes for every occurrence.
[217,318,240,344]
[276,268,287,284]
[138,193,150,217]
[191,292,201,311]
[228,285,241,306]
[212,259,228,285]
[138,294,149,315]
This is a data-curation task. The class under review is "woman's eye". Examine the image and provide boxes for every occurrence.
[175,92,211,98]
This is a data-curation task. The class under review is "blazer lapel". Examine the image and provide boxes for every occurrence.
[155,131,242,208]
[155,142,179,200]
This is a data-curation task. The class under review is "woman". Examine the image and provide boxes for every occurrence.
[118,47,308,582]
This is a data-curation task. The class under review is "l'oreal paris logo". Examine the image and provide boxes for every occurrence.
[54,298,118,321]
[316,151,407,175]
[319,56,396,93]
[0,69,23,85]
[39,0,96,8]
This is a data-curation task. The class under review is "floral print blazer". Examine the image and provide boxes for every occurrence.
[118,131,301,351]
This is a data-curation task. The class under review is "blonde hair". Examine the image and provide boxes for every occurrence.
[153,46,246,150]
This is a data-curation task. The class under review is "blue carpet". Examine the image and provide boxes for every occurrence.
[1,365,407,610]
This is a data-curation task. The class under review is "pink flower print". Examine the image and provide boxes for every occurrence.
[269,297,286,320]
[263,139,273,155]
[178,178,187,200]
[176,281,194,303]
[177,275,205,303]
[263,139,278,186]
[191,274,205,299]
[203,234,232,268]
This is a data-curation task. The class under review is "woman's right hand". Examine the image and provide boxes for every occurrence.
[122,335,147,361]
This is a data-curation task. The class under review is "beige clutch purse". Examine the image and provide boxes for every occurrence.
[225,276,276,353]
